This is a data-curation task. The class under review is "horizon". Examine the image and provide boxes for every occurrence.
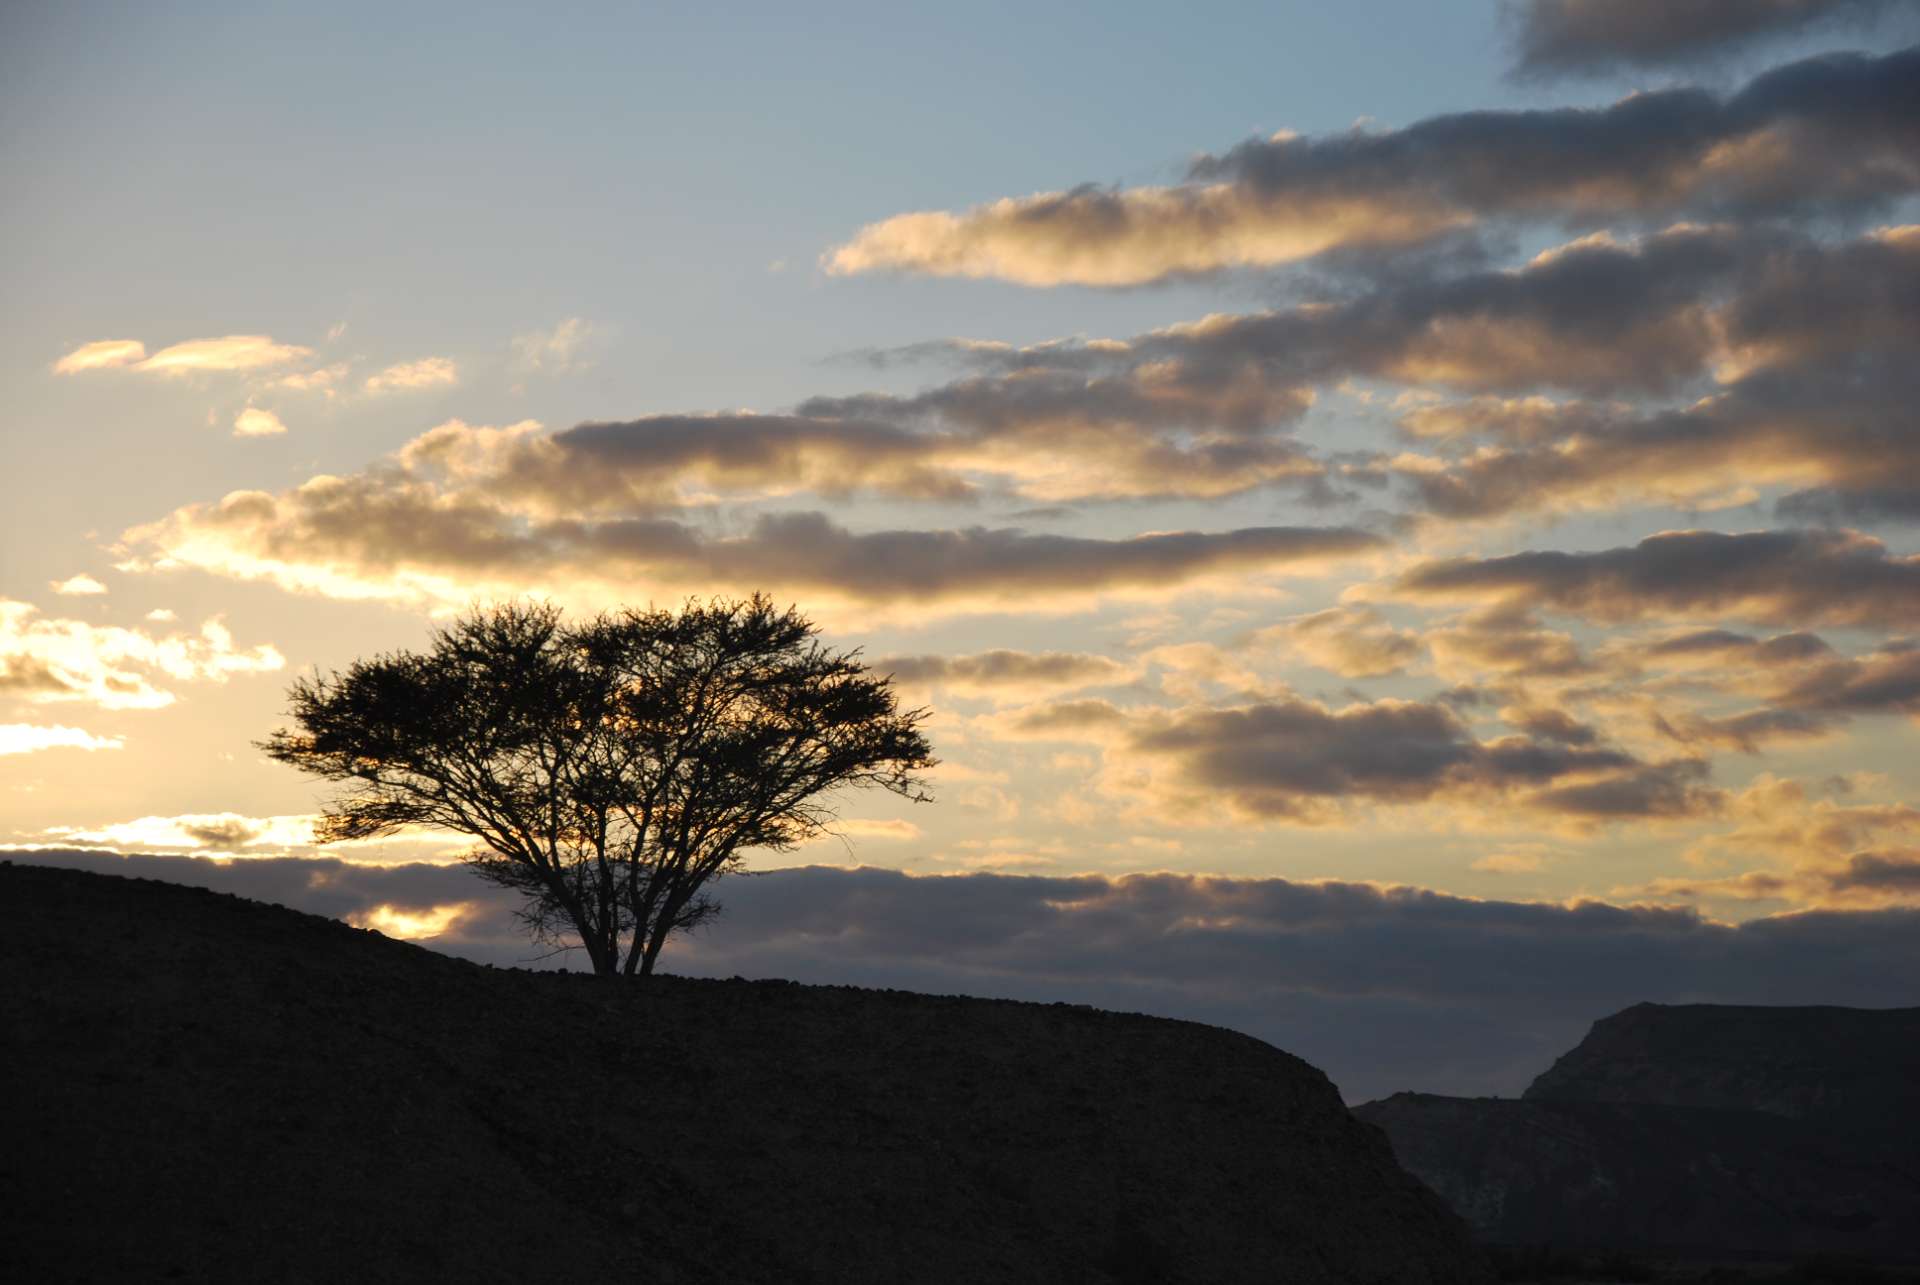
[6,0,1920,1102]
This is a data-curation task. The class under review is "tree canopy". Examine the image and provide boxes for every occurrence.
[262,595,934,976]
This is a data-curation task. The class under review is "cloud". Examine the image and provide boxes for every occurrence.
[120,444,1383,618]
[364,357,459,394]
[874,649,1134,698]
[511,318,596,375]
[1428,607,1597,682]
[43,813,324,852]
[1627,631,1917,749]
[1257,606,1421,678]
[1386,228,1920,524]
[0,725,123,754]
[1775,644,1920,717]
[997,689,1710,827]
[49,574,106,597]
[825,181,1457,287]
[15,850,1920,1102]
[426,414,984,509]
[269,363,351,394]
[873,223,1911,452]
[1654,707,1843,753]
[795,369,1322,501]
[232,407,288,438]
[27,811,470,863]
[1390,528,1920,628]
[1632,774,1920,909]
[1471,849,1550,873]
[52,339,145,374]
[1507,0,1906,77]
[133,334,314,376]
[825,48,1920,286]
[50,334,318,379]
[0,600,283,711]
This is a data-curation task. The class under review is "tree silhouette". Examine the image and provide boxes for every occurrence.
[262,595,934,976]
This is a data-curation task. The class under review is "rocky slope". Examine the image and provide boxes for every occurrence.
[1354,1003,1920,1261]
[0,862,1486,1284]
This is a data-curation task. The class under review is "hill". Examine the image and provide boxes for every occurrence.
[1355,1003,1920,1262]
[0,861,1486,1284]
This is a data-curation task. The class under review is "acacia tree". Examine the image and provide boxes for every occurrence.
[262,595,934,976]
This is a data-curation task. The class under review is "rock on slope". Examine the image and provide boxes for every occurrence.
[0,862,1486,1284]
[1354,1003,1920,1260]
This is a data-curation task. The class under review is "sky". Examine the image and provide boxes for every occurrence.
[6,0,1920,1099]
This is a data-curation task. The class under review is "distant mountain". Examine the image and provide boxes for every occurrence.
[1355,1002,1920,1262]
[0,862,1486,1284]
[1524,1001,1920,1137]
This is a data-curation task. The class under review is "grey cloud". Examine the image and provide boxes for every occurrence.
[936,223,1776,400]
[1525,758,1722,820]
[556,414,979,504]
[1195,47,1920,225]
[1644,629,1835,664]
[1508,0,1907,77]
[1399,365,1920,524]
[1833,851,1920,890]
[1654,707,1842,753]
[798,367,1315,440]
[1778,485,1920,525]
[1392,231,1920,525]
[1777,646,1920,715]
[1260,606,1423,679]
[1006,698,1131,737]
[1429,608,1597,681]
[1508,707,1603,745]
[881,223,1915,483]
[830,48,1920,286]
[1393,529,1920,627]
[875,650,1131,694]
[127,478,1384,614]
[179,818,266,847]
[653,514,1385,603]
[400,414,978,513]
[16,850,1920,1104]
[1117,695,1678,823]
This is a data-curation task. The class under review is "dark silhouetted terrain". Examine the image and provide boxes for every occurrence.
[0,862,1487,1284]
[1524,1002,1920,1138]
[1356,1003,1920,1265]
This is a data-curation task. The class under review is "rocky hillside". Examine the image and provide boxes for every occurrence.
[0,862,1486,1284]
[1523,1001,1920,1137]
[1354,1003,1920,1261]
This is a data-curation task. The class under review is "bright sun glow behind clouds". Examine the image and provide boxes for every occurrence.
[348,902,475,940]
[0,600,283,710]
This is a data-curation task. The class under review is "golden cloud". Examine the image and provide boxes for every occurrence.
[52,339,146,374]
